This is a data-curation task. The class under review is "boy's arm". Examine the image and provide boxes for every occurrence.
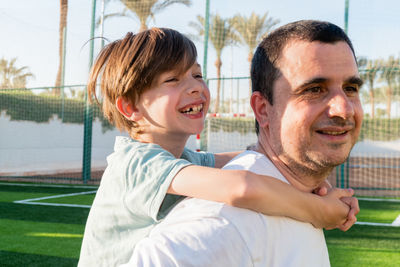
[168,165,354,229]
[213,151,242,168]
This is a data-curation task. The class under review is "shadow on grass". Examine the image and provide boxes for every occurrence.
[0,250,77,267]
[0,202,89,225]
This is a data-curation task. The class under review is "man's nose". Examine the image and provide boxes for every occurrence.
[327,90,355,119]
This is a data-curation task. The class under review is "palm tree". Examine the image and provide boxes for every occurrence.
[358,57,380,118]
[55,0,68,95]
[0,58,34,89]
[189,14,239,113]
[102,0,191,32]
[230,12,279,97]
[380,56,400,118]
[231,12,279,66]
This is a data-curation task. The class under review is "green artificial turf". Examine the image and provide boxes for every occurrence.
[325,225,400,267]
[357,199,400,223]
[1,182,399,267]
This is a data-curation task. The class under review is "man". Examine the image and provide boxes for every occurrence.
[124,20,362,266]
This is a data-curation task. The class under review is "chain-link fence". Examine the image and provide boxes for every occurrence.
[0,0,399,195]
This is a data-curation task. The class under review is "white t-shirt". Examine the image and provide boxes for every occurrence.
[125,150,330,267]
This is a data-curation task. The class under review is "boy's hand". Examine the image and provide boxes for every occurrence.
[313,180,332,196]
[313,188,354,230]
[337,195,359,231]
[315,187,359,231]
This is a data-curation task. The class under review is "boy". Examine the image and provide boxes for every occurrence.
[78,28,357,266]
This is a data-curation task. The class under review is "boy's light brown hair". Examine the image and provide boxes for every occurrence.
[88,28,197,137]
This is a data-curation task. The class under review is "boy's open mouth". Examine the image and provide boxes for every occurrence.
[180,104,203,114]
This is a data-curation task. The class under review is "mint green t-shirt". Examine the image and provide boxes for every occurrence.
[78,136,215,267]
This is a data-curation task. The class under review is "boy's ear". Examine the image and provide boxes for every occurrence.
[250,91,270,129]
[116,97,142,121]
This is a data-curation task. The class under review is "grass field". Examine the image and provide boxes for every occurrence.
[0,182,399,267]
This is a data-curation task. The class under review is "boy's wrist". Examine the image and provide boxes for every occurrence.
[305,193,326,228]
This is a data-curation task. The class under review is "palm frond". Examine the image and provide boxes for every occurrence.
[153,0,191,14]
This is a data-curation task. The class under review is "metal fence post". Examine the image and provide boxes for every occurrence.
[82,0,97,183]
[337,0,350,189]
[202,0,210,80]
[61,26,67,122]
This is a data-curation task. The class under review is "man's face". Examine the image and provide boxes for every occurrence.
[265,40,363,175]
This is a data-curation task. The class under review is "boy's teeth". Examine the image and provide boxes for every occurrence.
[181,104,203,114]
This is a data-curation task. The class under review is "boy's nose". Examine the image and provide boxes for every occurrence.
[187,80,207,95]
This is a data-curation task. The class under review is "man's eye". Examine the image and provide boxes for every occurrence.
[344,85,359,94]
[305,86,322,93]
[194,74,203,79]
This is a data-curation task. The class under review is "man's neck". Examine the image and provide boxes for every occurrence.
[254,136,330,193]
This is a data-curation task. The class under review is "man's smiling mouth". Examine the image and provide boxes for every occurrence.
[317,130,347,136]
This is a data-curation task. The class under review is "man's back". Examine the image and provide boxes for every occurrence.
[127,151,330,267]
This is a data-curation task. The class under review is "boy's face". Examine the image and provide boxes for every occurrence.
[137,63,210,139]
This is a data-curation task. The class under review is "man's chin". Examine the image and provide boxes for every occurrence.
[314,154,350,169]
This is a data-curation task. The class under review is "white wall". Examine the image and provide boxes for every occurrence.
[0,111,198,176]
[1,110,399,176]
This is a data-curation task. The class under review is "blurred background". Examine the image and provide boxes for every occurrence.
[0,2,399,266]
[0,0,399,197]
[1,0,400,109]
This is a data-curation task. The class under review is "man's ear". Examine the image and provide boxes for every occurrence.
[116,97,142,121]
[250,91,270,129]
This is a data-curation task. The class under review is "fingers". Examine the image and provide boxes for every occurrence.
[341,196,360,216]
[314,180,332,196]
[338,196,359,231]
[338,215,357,231]
[314,186,328,196]
[330,188,354,199]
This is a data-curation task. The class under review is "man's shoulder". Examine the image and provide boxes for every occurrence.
[160,197,263,232]
[224,150,287,183]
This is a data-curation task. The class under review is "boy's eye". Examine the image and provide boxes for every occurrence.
[164,77,178,83]
[194,74,203,79]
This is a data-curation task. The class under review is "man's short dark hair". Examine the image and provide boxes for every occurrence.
[251,20,356,134]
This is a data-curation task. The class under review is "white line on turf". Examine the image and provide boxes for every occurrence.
[13,190,97,208]
[358,197,400,203]
[15,201,91,208]
[0,182,97,189]
[392,215,400,226]
[13,190,97,203]
[356,221,400,227]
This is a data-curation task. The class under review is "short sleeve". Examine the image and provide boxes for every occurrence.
[123,145,192,221]
[181,148,215,167]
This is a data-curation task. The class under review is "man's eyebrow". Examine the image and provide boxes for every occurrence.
[297,76,364,89]
[346,76,364,87]
[297,77,327,89]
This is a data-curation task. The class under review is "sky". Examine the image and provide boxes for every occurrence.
[0,0,400,99]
